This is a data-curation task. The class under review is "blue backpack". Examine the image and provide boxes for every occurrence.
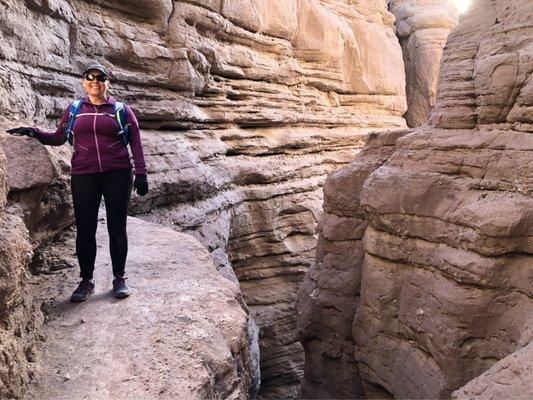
[65,99,130,146]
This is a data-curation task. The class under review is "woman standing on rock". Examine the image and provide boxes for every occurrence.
[6,63,148,302]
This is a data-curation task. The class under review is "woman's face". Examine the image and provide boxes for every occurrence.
[82,70,110,98]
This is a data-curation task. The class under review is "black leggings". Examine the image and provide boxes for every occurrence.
[71,169,133,280]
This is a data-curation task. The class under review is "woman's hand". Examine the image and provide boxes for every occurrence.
[133,174,148,196]
[6,127,36,137]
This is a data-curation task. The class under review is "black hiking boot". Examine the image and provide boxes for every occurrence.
[70,279,95,302]
[112,276,131,299]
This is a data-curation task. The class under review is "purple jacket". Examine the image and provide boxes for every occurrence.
[34,96,147,175]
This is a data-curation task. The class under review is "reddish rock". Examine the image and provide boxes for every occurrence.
[296,130,409,398]
[452,341,533,400]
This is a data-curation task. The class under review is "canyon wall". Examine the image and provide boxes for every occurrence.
[388,0,459,127]
[298,0,533,398]
[0,144,34,399]
[0,0,409,397]
[297,129,409,398]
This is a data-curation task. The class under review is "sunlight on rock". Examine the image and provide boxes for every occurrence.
[453,0,472,14]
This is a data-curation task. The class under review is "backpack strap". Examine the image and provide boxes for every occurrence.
[66,99,83,145]
[114,101,130,146]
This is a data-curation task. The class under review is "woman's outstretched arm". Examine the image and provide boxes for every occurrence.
[32,106,71,146]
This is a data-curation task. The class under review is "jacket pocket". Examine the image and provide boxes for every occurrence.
[75,143,89,151]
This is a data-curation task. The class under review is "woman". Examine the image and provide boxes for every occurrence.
[7,63,148,302]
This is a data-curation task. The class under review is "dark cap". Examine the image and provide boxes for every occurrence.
[83,63,108,76]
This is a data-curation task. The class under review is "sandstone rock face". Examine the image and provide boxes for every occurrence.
[452,341,533,400]
[389,0,459,127]
[298,0,533,398]
[0,0,410,397]
[0,141,35,399]
[24,217,257,400]
[0,134,73,244]
[357,130,532,399]
[296,130,409,398]
[431,0,533,129]
[0,91,73,398]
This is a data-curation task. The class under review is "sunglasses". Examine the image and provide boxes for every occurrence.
[84,73,108,82]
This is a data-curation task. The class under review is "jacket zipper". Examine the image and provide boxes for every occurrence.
[93,105,103,172]
[107,139,122,148]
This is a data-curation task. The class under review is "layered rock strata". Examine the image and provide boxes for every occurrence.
[0,0,409,397]
[296,129,409,398]
[357,127,532,398]
[298,0,533,398]
[388,0,459,127]
[0,116,73,399]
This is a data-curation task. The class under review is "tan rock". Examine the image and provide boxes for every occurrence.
[0,213,33,399]
[296,130,409,398]
[298,0,533,399]
[0,214,31,320]
[24,217,258,400]
[0,294,40,400]
[0,136,57,192]
[0,145,6,209]
[0,0,412,397]
[389,0,459,127]
[0,123,36,400]
[431,0,533,129]
[356,1,533,398]
[0,134,73,245]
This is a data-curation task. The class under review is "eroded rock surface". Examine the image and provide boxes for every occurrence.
[431,0,533,129]
[296,130,409,398]
[452,341,533,400]
[389,0,459,127]
[298,0,533,398]
[0,135,36,399]
[25,217,257,400]
[0,0,411,397]
[357,128,532,398]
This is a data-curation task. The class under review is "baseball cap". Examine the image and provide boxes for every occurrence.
[83,63,108,76]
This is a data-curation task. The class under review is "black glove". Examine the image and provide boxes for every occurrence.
[6,127,36,137]
[133,174,148,196]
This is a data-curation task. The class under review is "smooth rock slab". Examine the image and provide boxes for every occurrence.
[25,216,256,400]
[452,342,533,400]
